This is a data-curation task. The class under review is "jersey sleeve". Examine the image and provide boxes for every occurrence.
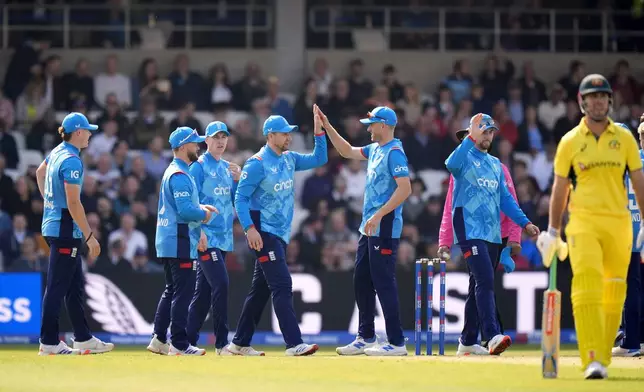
[60,157,83,186]
[553,135,573,178]
[169,173,206,222]
[445,136,475,175]
[387,149,409,178]
[234,158,265,231]
[189,161,205,195]
[625,133,643,172]
[360,143,374,159]
[500,179,530,228]
[291,134,328,171]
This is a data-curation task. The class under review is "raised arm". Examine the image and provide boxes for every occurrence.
[315,104,367,160]
[445,136,475,174]
[291,134,328,171]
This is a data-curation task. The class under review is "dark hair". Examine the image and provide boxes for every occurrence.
[209,63,230,85]
[138,58,158,84]
[58,126,72,141]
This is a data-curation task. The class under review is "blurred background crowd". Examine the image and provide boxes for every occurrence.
[0,0,643,277]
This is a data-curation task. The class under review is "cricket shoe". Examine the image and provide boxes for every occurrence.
[216,346,235,356]
[73,336,114,354]
[224,343,265,356]
[168,344,206,356]
[364,342,408,356]
[336,336,378,355]
[147,334,170,355]
[584,361,608,380]
[456,340,489,356]
[614,329,624,347]
[38,341,81,356]
[286,343,319,356]
[611,346,641,357]
[488,334,512,355]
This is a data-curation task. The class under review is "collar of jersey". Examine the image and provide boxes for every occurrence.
[578,118,616,135]
[470,146,487,158]
[202,151,222,164]
[62,141,80,155]
[172,157,190,171]
[263,144,281,159]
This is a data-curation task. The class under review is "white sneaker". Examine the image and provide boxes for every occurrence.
[73,336,114,355]
[488,334,512,355]
[147,334,170,355]
[285,343,319,356]
[336,336,378,355]
[611,346,641,357]
[584,361,608,379]
[457,340,489,356]
[168,344,206,356]
[641,343,644,353]
[364,342,408,356]
[224,343,265,356]
[216,347,235,356]
[38,341,80,356]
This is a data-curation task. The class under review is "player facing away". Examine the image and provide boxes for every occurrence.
[225,113,327,356]
[446,113,540,356]
[613,120,644,357]
[438,128,522,356]
[537,75,644,379]
[315,105,411,356]
[37,112,114,355]
[148,127,217,356]
[185,121,241,355]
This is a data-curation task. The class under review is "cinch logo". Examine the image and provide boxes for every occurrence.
[214,186,231,196]
[274,179,293,192]
[477,178,499,189]
[393,165,408,173]
[157,218,169,227]
[0,298,32,323]
[174,191,190,198]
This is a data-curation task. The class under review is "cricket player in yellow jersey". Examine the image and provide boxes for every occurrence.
[537,74,644,379]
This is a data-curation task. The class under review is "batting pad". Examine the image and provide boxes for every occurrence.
[571,271,606,368]
[603,278,627,366]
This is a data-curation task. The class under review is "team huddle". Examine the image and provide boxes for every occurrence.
[33,72,644,378]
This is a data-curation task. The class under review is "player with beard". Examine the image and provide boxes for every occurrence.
[148,127,217,356]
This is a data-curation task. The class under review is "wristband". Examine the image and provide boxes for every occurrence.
[547,226,559,237]
[85,232,94,243]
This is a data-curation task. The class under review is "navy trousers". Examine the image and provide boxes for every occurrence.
[480,238,507,346]
[621,252,644,349]
[152,258,196,350]
[40,237,92,345]
[354,235,404,346]
[459,239,500,346]
[186,248,229,349]
[232,231,303,348]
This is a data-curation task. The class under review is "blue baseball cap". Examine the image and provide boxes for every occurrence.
[263,115,298,136]
[169,127,206,149]
[205,121,229,137]
[360,106,397,126]
[61,112,98,133]
[615,122,629,130]
[471,113,498,132]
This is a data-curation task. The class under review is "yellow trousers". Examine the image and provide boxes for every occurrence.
[565,213,632,369]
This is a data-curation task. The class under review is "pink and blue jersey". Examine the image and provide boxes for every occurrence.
[445,136,530,244]
[359,139,409,239]
[626,149,644,253]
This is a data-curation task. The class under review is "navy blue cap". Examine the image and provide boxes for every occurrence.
[471,114,498,132]
[205,121,230,137]
[263,115,298,136]
[360,106,397,126]
[61,112,98,133]
[169,127,206,149]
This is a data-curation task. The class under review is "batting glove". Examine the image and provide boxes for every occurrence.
[537,227,568,267]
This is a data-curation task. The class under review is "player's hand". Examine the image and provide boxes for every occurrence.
[437,245,451,261]
[468,113,484,141]
[364,212,382,237]
[198,230,207,252]
[246,227,263,251]
[524,223,540,236]
[86,235,101,259]
[201,204,218,223]
[314,104,330,129]
[228,163,242,181]
[313,105,325,135]
[507,241,522,257]
[500,247,515,273]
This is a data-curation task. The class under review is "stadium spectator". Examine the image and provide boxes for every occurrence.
[107,212,148,267]
[396,83,423,128]
[266,76,293,123]
[311,57,333,99]
[89,153,121,199]
[301,165,333,212]
[94,54,132,109]
[15,80,50,129]
[382,65,405,104]
[169,102,202,132]
[347,59,373,109]
[168,54,206,110]
[231,61,267,112]
[42,55,64,110]
[95,92,130,138]
[442,59,474,104]
[9,236,47,273]
[62,58,95,111]
[134,58,170,110]
[0,90,15,129]
[128,97,168,149]
[0,119,19,169]
[518,61,546,107]
[208,63,233,108]
[537,83,566,133]
[87,119,119,165]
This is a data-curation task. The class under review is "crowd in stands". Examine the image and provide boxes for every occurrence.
[1,40,643,276]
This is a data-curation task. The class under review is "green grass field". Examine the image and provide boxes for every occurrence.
[0,345,642,392]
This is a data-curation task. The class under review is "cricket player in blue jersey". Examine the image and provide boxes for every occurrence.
[36,112,114,355]
[185,121,241,355]
[314,105,411,356]
[224,113,327,356]
[613,121,644,357]
[445,113,539,355]
[147,127,217,356]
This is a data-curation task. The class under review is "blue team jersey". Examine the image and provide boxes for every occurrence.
[156,158,205,260]
[359,139,409,238]
[445,137,530,244]
[626,149,644,252]
[236,134,327,244]
[41,142,85,240]
[189,153,238,252]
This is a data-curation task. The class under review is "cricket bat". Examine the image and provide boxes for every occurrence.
[541,253,561,379]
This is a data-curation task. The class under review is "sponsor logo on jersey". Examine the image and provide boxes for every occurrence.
[214,186,231,196]
[577,160,621,171]
[393,165,408,173]
[477,178,499,189]
[70,170,80,179]
[274,179,294,192]
[174,191,190,198]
